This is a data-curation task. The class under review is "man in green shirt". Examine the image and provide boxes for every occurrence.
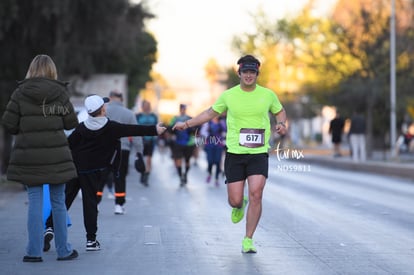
[173,54,287,253]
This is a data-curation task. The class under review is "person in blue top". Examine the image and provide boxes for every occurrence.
[200,116,226,186]
[136,100,159,186]
[169,104,196,186]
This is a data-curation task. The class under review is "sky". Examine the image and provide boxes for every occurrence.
[133,0,335,113]
[141,0,335,89]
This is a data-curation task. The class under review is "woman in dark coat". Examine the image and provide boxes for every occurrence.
[2,54,78,262]
[329,110,345,157]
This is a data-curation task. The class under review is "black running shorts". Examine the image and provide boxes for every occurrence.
[172,144,195,160]
[224,152,268,184]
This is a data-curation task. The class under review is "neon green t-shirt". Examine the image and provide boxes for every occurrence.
[212,84,283,154]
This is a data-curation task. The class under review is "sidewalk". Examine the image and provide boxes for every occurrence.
[297,147,414,180]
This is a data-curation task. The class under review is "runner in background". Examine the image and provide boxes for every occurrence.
[136,100,158,186]
[200,116,226,186]
[169,104,196,186]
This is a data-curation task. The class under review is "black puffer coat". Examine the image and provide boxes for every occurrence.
[1,77,78,186]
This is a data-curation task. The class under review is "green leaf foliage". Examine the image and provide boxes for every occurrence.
[230,0,414,148]
[0,0,157,111]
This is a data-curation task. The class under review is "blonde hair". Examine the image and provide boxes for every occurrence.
[25,54,58,80]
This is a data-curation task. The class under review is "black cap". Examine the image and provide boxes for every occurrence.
[239,62,259,73]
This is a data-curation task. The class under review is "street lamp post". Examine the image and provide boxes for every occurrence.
[390,0,397,158]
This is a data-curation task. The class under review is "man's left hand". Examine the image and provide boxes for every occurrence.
[275,123,287,135]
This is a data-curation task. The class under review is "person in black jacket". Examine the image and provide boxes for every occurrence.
[2,54,78,262]
[100,90,144,214]
[44,94,166,251]
[329,110,345,157]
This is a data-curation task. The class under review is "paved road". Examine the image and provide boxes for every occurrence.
[0,150,413,275]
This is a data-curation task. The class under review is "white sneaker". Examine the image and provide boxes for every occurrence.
[106,187,114,199]
[114,204,124,215]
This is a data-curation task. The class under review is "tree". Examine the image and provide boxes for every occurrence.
[228,0,414,152]
[331,0,414,151]
[229,5,359,118]
[0,0,156,108]
[0,0,157,174]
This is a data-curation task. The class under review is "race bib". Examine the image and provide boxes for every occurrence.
[239,128,265,148]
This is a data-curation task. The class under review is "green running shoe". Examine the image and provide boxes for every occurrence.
[242,237,257,253]
[231,196,248,223]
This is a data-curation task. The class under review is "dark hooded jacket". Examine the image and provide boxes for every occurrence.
[1,77,78,185]
[68,119,157,172]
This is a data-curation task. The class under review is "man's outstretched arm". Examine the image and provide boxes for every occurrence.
[173,107,219,131]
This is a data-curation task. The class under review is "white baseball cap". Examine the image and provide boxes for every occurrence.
[84,95,109,114]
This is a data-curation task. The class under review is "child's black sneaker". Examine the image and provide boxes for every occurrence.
[86,240,101,251]
[43,227,54,252]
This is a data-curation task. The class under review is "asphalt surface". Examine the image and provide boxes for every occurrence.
[0,148,413,275]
